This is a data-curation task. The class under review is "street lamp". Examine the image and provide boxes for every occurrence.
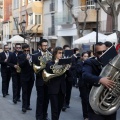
[94,0,100,43]
[19,20,26,43]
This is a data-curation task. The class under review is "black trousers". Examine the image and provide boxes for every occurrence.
[89,110,116,120]
[21,80,34,109]
[50,90,65,120]
[12,73,21,100]
[79,85,88,119]
[1,67,11,95]
[64,77,72,106]
[36,84,49,120]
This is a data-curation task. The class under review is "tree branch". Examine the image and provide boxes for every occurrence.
[117,3,120,16]
[97,0,111,15]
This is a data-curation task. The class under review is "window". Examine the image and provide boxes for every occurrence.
[22,0,26,6]
[14,0,19,9]
[13,17,19,29]
[35,0,42,1]
[86,0,94,9]
[28,14,33,25]
[35,15,42,24]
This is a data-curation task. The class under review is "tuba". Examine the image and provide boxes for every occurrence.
[42,63,70,82]
[89,54,120,115]
[33,50,52,74]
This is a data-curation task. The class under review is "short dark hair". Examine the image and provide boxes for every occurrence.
[104,41,112,48]
[38,39,48,46]
[94,42,105,52]
[52,47,63,61]
[74,48,79,54]
[22,44,29,49]
[81,52,89,57]
[15,43,21,47]
[48,47,53,52]
[63,45,70,49]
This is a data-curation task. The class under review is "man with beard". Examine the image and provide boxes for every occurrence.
[32,39,50,120]
[8,43,22,104]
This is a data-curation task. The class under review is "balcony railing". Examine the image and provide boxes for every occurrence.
[55,12,72,25]
[49,2,55,12]
[48,27,55,36]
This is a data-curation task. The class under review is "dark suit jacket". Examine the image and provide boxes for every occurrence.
[18,53,34,82]
[32,50,39,54]
[8,51,23,74]
[82,57,102,92]
[45,61,66,94]
[0,51,12,75]
[32,51,44,86]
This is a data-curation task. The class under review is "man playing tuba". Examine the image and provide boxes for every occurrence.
[82,42,116,120]
[32,39,51,120]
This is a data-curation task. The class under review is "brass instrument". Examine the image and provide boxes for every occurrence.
[33,50,52,74]
[16,63,21,73]
[42,63,70,82]
[89,54,120,115]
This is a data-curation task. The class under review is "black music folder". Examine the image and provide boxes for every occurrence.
[99,45,117,67]
[58,58,71,65]
[64,50,74,57]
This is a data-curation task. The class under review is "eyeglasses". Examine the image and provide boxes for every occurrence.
[96,50,106,55]
[24,50,30,52]
[16,47,21,49]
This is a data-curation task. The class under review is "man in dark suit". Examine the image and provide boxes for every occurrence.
[32,39,50,120]
[0,44,11,97]
[82,42,116,120]
[76,52,89,120]
[18,44,34,113]
[8,43,22,104]
[33,42,41,54]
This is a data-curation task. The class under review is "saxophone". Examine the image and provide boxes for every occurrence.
[33,50,52,74]
[42,63,70,82]
[89,54,120,115]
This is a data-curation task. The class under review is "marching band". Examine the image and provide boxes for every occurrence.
[0,39,118,120]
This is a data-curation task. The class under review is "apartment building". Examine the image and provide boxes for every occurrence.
[0,0,3,44]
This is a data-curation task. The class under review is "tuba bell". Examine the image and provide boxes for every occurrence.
[89,54,120,115]
[42,63,70,82]
[33,50,52,74]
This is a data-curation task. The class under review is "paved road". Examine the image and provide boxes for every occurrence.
[0,77,120,120]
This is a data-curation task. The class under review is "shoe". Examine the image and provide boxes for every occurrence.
[27,107,32,110]
[66,105,70,108]
[3,94,6,97]
[22,108,26,113]
[13,99,17,104]
[62,106,67,111]
[43,117,50,120]
[17,99,21,102]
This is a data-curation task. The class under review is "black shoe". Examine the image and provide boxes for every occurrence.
[3,94,6,97]
[22,108,26,113]
[13,99,17,104]
[66,105,70,108]
[43,117,50,120]
[62,106,67,111]
[17,99,21,102]
[27,107,32,110]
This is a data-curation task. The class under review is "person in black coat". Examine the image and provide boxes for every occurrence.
[45,47,69,120]
[18,44,34,113]
[76,52,89,120]
[82,42,116,120]
[32,39,50,120]
[0,44,11,97]
[8,43,22,104]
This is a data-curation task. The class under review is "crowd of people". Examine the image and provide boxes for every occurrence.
[0,39,117,120]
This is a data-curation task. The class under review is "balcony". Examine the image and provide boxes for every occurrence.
[55,12,73,25]
[48,27,55,36]
[49,2,55,12]
[73,5,97,23]
[26,1,43,14]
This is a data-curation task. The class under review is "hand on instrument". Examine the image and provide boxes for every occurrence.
[99,77,115,89]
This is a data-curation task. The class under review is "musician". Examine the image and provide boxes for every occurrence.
[76,52,89,120]
[82,42,116,120]
[8,43,22,104]
[18,44,34,113]
[0,44,11,97]
[45,47,68,120]
[32,39,50,120]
